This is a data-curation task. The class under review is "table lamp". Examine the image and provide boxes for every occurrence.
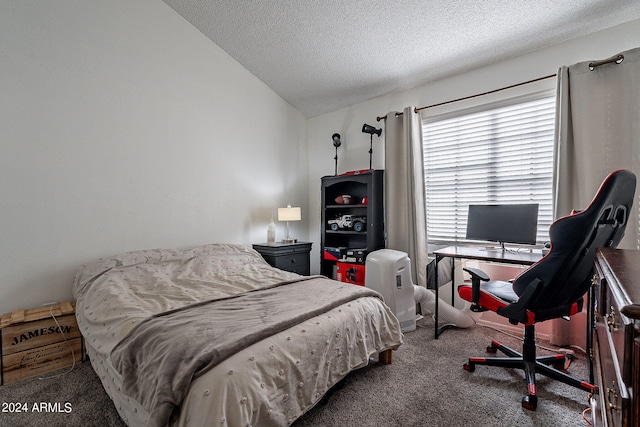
[278,205,301,243]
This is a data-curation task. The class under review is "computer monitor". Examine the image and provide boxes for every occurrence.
[465,204,539,248]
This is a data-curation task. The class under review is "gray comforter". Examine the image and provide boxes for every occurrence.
[110,276,382,427]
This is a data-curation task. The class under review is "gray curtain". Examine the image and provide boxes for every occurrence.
[554,47,640,250]
[384,106,429,287]
[551,47,640,346]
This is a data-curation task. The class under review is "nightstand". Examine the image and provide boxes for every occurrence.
[252,242,312,275]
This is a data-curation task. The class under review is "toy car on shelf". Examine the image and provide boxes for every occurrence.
[328,214,367,232]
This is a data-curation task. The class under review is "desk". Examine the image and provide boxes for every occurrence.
[432,246,542,339]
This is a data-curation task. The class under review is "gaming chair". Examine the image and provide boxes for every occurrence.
[457,169,636,410]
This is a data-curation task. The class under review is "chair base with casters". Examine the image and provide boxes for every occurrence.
[457,169,636,410]
[462,322,596,410]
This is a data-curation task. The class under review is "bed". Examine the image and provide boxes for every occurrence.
[73,243,403,427]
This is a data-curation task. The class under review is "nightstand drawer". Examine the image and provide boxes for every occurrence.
[272,253,309,274]
[252,242,312,276]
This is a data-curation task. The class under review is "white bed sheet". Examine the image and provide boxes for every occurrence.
[73,244,403,426]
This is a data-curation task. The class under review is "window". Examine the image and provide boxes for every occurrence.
[422,90,555,245]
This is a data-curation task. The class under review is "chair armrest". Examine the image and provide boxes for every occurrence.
[463,267,490,282]
[496,278,542,324]
[463,267,490,311]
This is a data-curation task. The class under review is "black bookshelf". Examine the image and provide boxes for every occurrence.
[320,170,385,278]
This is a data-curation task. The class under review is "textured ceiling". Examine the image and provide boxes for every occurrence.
[162,0,640,118]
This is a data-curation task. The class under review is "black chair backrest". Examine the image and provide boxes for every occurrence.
[512,169,636,311]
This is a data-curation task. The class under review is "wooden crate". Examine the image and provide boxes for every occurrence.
[1,301,85,385]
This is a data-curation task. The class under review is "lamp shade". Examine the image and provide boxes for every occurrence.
[278,206,301,221]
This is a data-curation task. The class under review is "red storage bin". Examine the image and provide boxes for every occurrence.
[336,262,365,286]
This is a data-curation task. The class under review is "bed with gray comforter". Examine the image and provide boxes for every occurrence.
[74,243,403,427]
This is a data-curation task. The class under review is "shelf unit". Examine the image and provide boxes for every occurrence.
[320,170,385,278]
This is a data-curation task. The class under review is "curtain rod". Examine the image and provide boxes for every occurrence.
[376,73,556,121]
[376,52,624,121]
[588,53,624,70]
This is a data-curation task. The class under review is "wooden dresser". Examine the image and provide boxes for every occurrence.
[591,248,640,426]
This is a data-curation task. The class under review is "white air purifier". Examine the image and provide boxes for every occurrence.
[365,249,416,332]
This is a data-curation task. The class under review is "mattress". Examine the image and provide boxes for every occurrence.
[73,243,403,426]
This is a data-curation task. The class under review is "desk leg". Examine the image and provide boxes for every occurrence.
[450,259,455,310]
[435,255,458,339]
[434,255,440,339]
[587,280,595,384]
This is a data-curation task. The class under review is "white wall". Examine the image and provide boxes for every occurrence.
[307,19,640,274]
[3,3,639,315]
[0,0,309,314]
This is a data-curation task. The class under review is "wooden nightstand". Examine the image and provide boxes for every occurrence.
[252,242,312,275]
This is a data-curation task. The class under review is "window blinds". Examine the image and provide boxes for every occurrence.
[422,91,555,245]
